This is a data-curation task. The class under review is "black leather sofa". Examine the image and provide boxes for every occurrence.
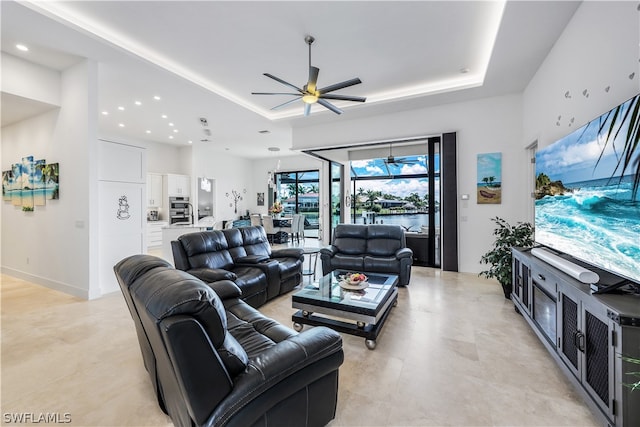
[114,254,344,427]
[171,226,303,308]
[320,224,413,286]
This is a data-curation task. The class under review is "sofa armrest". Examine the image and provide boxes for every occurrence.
[207,280,242,300]
[319,245,337,257]
[395,247,413,259]
[210,326,344,426]
[188,268,237,283]
[235,254,270,264]
[234,260,280,300]
[160,316,233,426]
[271,247,304,260]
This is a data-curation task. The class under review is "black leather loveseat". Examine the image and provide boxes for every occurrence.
[320,224,413,286]
[172,226,303,308]
[114,254,344,427]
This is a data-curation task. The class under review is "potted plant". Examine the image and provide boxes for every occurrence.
[479,216,534,299]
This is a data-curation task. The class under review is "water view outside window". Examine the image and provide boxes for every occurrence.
[275,170,320,233]
[350,155,440,232]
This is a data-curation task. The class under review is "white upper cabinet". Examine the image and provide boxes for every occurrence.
[165,174,190,197]
[147,173,163,207]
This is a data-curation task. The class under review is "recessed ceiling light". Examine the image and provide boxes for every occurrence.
[173,129,178,133]
[118,123,125,127]
[16,44,29,52]
[168,135,174,139]
[101,111,109,115]
[161,114,167,119]
[188,140,193,144]
[118,106,125,111]
[268,147,280,152]
[154,96,161,101]
[258,130,271,134]
[168,122,174,127]
[145,130,151,134]
[459,67,470,74]
[134,101,142,106]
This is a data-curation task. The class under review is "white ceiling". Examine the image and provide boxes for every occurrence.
[1,1,580,159]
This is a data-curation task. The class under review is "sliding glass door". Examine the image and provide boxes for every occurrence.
[275,170,320,237]
[329,162,343,238]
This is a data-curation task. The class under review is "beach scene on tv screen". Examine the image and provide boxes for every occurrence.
[535,95,640,283]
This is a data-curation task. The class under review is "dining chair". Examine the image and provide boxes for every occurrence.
[250,213,263,227]
[261,215,281,244]
[296,214,306,241]
[280,215,295,242]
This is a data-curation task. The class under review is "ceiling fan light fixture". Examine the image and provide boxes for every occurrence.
[302,93,319,104]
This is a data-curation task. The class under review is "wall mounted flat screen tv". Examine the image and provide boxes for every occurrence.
[535,93,640,286]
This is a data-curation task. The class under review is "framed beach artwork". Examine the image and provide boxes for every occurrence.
[3,155,60,211]
[477,152,502,204]
[2,170,13,201]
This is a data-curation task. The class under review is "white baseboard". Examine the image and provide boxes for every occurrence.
[1,267,89,299]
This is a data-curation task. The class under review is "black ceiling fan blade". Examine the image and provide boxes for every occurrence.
[252,92,301,96]
[319,94,366,102]
[318,77,362,94]
[317,98,343,115]
[307,66,319,93]
[304,103,312,117]
[270,97,302,111]
[263,73,304,94]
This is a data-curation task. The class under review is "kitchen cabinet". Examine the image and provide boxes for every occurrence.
[146,221,168,248]
[165,174,190,197]
[147,173,163,207]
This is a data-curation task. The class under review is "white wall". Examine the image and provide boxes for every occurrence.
[1,52,60,105]
[191,145,254,222]
[291,94,526,274]
[97,137,191,175]
[1,59,97,298]
[523,1,640,150]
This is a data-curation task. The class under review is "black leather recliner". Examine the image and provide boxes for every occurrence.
[114,254,344,427]
[171,227,303,308]
[227,227,303,295]
[320,224,413,286]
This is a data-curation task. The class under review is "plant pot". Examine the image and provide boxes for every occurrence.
[501,283,512,300]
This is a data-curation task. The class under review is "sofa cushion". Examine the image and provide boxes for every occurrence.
[331,254,365,272]
[129,267,249,376]
[222,228,248,261]
[364,255,400,273]
[179,231,235,270]
[366,224,404,256]
[238,226,273,257]
[333,224,368,255]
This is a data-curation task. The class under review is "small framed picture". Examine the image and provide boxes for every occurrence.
[257,192,265,206]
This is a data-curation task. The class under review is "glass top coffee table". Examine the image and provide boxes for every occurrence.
[291,270,398,350]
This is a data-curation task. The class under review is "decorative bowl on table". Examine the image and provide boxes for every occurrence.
[339,273,369,290]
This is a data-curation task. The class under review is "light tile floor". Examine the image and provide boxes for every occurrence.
[1,241,598,426]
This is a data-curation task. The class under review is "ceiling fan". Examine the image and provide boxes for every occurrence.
[384,143,419,166]
[252,35,366,116]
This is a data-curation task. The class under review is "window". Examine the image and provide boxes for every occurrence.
[275,170,320,229]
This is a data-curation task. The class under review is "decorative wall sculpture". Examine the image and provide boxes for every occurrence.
[2,155,59,212]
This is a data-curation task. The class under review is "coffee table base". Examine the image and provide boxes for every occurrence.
[292,290,398,350]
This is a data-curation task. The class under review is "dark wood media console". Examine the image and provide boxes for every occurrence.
[511,248,640,427]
